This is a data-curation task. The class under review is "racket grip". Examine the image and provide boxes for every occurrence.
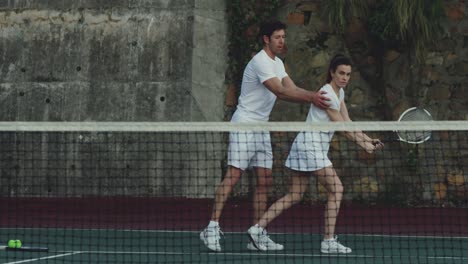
[3,246,49,252]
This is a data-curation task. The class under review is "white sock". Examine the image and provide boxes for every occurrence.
[208,221,219,228]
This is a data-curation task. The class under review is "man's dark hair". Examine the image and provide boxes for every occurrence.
[259,20,287,40]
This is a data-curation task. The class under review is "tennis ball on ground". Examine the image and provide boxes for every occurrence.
[7,240,16,248]
[15,240,22,248]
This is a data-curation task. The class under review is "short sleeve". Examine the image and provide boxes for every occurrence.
[253,59,277,83]
[276,59,288,80]
[251,52,288,83]
[321,85,341,111]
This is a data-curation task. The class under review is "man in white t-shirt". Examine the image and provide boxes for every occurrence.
[200,20,330,252]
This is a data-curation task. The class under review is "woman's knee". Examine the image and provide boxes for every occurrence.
[289,192,304,204]
[333,185,344,200]
[336,184,344,194]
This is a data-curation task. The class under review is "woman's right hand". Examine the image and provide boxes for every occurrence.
[364,142,376,153]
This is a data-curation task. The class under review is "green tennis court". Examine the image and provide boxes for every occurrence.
[1,228,467,263]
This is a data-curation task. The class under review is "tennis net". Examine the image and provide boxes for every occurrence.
[0,121,467,263]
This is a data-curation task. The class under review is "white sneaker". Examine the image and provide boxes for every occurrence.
[321,236,352,254]
[200,226,223,252]
[247,235,284,251]
[247,226,269,251]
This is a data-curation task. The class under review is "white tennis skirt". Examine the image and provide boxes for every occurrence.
[285,131,332,172]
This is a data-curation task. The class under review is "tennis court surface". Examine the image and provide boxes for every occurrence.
[0,121,467,263]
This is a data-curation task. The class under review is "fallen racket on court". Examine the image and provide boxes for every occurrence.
[0,245,49,252]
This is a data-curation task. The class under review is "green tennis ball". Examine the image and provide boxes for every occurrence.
[15,240,22,248]
[7,240,16,248]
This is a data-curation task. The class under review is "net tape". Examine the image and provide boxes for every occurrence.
[0,121,466,132]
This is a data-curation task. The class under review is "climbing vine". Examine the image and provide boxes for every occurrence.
[323,0,444,60]
[226,0,282,86]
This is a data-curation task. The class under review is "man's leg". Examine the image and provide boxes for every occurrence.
[211,166,243,222]
[200,166,243,252]
[247,166,286,251]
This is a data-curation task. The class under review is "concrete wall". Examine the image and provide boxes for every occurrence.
[0,0,228,197]
[192,0,227,121]
[0,0,227,122]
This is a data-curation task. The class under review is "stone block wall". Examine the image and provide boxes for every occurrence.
[255,0,467,205]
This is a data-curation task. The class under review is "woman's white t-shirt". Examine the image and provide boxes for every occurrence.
[285,84,344,171]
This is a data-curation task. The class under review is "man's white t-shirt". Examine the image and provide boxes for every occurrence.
[285,84,344,171]
[231,49,288,122]
[228,49,288,170]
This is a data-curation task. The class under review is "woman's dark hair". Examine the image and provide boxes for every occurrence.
[259,20,287,41]
[325,54,352,83]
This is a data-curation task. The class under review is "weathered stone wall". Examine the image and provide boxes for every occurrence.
[0,0,228,197]
[0,0,227,122]
[259,0,467,205]
[0,0,466,204]
[226,0,466,205]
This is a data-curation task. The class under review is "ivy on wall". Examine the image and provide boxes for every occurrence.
[323,0,444,60]
[226,0,282,86]
[227,0,443,86]
[322,0,444,112]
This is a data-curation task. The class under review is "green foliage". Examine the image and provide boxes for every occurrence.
[368,0,444,59]
[367,1,399,43]
[406,148,418,171]
[322,0,370,34]
[226,0,282,85]
[324,0,443,61]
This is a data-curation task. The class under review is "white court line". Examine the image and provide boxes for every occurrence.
[1,228,466,262]
[3,249,467,262]
[31,250,467,261]
[4,252,81,264]
[1,227,467,240]
[119,229,468,240]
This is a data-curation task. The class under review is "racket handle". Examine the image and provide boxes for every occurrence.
[1,246,49,252]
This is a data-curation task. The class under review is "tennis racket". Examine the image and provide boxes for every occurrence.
[0,246,49,252]
[394,107,433,144]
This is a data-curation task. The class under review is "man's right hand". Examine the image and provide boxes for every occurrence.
[311,90,331,109]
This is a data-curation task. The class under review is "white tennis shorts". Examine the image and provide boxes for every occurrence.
[285,131,332,172]
[227,131,273,170]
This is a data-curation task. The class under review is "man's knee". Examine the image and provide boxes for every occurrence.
[223,167,243,186]
[256,169,273,187]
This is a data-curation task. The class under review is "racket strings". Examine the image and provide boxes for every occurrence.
[399,108,433,122]
[397,108,433,143]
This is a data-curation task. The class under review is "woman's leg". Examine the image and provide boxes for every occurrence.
[315,166,344,240]
[253,167,273,225]
[247,171,309,251]
[257,171,309,228]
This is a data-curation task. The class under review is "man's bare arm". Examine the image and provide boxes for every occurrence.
[263,76,330,109]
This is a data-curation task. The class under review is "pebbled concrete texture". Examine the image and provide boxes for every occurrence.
[0,0,228,197]
[0,0,227,122]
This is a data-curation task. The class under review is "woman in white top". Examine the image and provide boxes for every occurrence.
[247,54,384,253]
